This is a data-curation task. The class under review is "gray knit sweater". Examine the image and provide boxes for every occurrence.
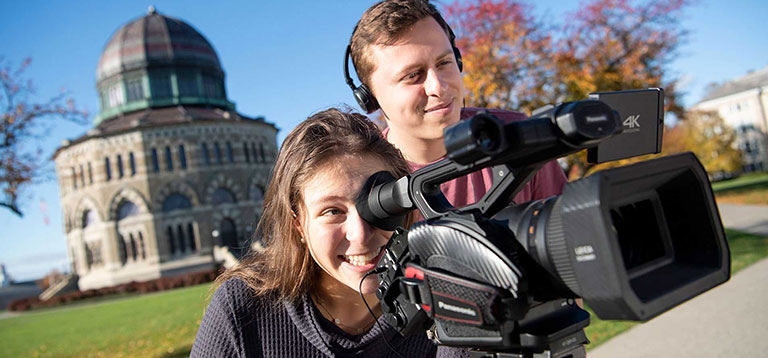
[190,278,469,358]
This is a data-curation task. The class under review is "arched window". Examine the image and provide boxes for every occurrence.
[162,194,192,213]
[165,146,173,171]
[214,142,223,164]
[117,154,124,178]
[202,143,211,166]
[126,78,144,102]
[117,201,139,220]
[226,142,234,163]
[177,224,186,253]
[108,83,125,108]
[220,218,238,249]
[138,232,146,260]
[92,242,103,266]
[177,70,198,97]
[211,188,236,205]
[187,223,196,252]
[129,153,136,176]
[151,148,160,173]
[178,145,187,169]
[86,245,94,268]
[167,226,176,254]
[150,70,172,99]
[82,209,97,228]
[117,234,127,265]
[243,142,251,163]
[129,233,137,261]
[105,157,112,181]
[203,75,223,98]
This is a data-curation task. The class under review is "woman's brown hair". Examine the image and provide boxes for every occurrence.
[214,108,411,303]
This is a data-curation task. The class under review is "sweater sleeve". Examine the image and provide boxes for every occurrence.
[190,279,261,358]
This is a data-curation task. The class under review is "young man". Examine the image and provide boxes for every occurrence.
[346,0,567,209]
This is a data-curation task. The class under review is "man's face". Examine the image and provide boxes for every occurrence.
[368,17,464,142]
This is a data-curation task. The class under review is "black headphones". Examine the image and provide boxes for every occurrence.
[343,9,463,114]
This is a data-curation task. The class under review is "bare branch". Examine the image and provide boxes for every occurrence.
[0,57,88,217]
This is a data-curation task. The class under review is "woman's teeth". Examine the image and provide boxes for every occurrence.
[344,250,380,266]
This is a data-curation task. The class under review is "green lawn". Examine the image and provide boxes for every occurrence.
[0,284,210,358]
[711,172,768,193]
[1,228,766,356]
[712,172,768,205]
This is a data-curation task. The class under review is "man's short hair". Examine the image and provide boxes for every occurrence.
[350,0,454,86]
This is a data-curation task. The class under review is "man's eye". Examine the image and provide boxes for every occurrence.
[403,71,421,82]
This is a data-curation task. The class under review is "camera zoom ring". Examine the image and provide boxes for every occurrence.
[546,198,581,295]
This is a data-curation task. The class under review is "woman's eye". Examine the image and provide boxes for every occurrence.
[321,208,343,216]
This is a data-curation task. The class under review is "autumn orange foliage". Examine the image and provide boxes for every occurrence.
[444,0,693,178]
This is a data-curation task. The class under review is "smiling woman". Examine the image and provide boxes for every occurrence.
[190,108,471,357]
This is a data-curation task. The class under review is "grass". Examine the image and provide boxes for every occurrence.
[712,172,768,205]
[2,226,765,357]
[0,284,210,358]
[1,174,766,356]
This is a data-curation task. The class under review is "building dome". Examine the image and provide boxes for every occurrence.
[54,7,278,292]
[94,7,233,125]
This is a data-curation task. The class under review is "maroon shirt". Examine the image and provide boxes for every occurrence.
[383,107,567,211]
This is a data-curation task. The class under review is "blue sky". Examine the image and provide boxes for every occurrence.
[1,0,767,282]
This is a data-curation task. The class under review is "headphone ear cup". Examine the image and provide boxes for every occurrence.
[353,84,380,114]
[454,46,463,73]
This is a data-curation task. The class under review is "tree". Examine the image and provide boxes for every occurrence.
[444,0,693,179]
[553,0,689,109]
[553,0,693,178]
[444,0,557,113]
[662,110,742,175]
[1,58,88,217]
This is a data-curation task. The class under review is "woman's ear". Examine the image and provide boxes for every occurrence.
[292,209,306,243]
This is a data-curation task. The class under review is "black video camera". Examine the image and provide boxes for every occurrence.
[357,89,731,357]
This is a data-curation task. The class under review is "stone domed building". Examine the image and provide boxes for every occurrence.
[53,7,277,290]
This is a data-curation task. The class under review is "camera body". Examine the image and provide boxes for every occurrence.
[359,89,731,356]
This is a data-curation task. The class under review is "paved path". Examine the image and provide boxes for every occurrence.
[588,203,768,357]
[716,203,768,236]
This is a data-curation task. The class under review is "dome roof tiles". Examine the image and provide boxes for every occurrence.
[97,9,222,83]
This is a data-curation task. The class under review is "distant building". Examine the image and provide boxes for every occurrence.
[0,264,11,287]
[693,66,768,173]
[53,7,278,291]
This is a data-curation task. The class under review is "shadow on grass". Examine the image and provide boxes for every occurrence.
[160,345,192,358]
[725,228,768,273]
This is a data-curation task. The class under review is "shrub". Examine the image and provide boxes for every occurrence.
[5,268,219,311]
